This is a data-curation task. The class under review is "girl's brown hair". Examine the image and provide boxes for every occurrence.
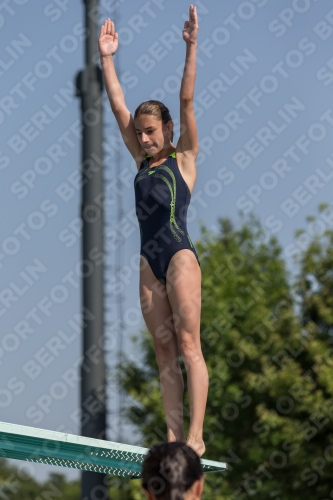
[134,100,174,142]
[142,442,203,500]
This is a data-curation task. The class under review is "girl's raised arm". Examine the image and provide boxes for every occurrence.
[176,5,199,170]
[99,19,144,163]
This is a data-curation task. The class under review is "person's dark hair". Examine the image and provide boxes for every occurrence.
[134,100,174,142]
[142,442,203,500]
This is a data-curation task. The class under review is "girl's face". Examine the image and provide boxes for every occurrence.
[134,114,173,155]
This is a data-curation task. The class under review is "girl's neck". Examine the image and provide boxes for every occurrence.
[149,144,175,161]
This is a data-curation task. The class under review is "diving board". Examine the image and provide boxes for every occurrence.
[0,421,227,478]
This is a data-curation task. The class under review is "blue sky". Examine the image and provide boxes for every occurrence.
[2,0,333,482]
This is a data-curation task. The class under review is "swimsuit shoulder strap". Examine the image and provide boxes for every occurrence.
[139,155,151,170]
[139,153,175,170]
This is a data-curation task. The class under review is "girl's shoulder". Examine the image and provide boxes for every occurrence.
[135,152,149,171]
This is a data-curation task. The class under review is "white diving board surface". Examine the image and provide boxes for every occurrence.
[0,421,227,478]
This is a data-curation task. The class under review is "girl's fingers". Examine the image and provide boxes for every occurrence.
[191,5,197,23]
[185,4,197,24]
[192,6,196,22]
[100,18,119,38]
[101,18,119,40]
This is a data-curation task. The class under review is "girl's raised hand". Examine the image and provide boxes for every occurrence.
[98,18,118,56]
[182,5,199,44]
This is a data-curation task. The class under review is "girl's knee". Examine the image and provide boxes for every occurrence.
[154,343,177,367]
[179,338,202,365]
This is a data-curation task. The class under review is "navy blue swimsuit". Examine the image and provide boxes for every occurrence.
[134,152,200,286]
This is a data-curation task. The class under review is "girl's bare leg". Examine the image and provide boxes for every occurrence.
[139,256,185,442]
[166,249,208,457]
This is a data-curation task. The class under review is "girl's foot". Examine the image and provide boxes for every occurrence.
[186,435,206,457]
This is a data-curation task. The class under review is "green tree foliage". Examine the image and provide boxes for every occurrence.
[0,459,144,500]
[0,459,80,500]
[119,213,333,500]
